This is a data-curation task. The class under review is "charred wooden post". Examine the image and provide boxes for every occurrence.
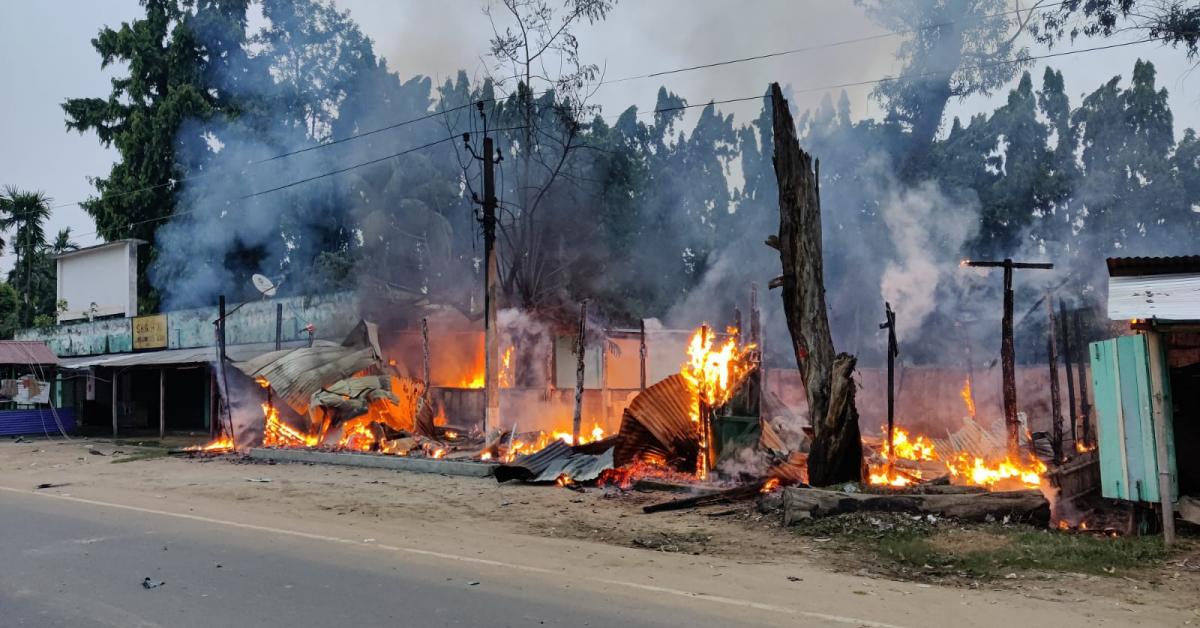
[421,317,431,386]
[963,260,1053,457]
[1060,300,1078,448]
[639,318,647,391]
[217,295,230,440]
[750,282,761,348]
[880,302,898,470]
[1045,294,1064,461]
[1073,310,1092,448]
[698,324,713,476]
[768,82,862,486]
[572,300,588,443]
[159,368,166,440]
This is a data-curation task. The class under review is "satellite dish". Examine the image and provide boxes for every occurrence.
[252,274,279,298]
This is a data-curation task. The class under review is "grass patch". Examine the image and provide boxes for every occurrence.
[111,449,170,464]
[793,512,1168,579]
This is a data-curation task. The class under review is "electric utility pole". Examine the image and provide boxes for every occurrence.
[466,102,501,435]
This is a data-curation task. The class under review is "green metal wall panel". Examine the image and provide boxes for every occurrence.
[1089,335,1177,503]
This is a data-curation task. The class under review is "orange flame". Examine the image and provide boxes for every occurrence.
[945,452,1045,489]
[184,435,235,453]
[960,377,977,419]
[880,426,937,461]
[680,325,755,479]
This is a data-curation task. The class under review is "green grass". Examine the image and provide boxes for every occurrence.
[793,512,1169,578]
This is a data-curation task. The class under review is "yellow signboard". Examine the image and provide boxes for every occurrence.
[133,314,168,350]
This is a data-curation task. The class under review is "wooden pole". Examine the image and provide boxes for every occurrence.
[963,259,1053,457]
[1145,331,1175,546]
[217,295,230,440]
[1073,310,1092,448]
[1060,300,1078,449]
[1045,293,1063,461]
[639,319,647,391]
[421,317,431,385]
[880,303,897,468]
[482,135,499,436]
[572,300,587,443]
[275,302,283,351]
[159,368,166,440]
[699,324,712,477]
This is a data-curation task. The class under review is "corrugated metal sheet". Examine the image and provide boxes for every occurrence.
[58,340,325,369]
[0,341,59,366]
[1090,335,1178,502]
[1107,273,1200,321]
[1107,256,1200,277]
[614,374,698,469]
[234,345,377,416]
[494,439,615,483]
[0,407,77,436]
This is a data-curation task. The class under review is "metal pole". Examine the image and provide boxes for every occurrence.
[482,135,499,436]
[159,368,166,440]
[1045,293,1063,461]
[572,300,587,443]
[275,302,283,351]
[111,369,118,438]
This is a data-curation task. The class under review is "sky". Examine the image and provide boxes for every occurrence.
[1,0,1196,272]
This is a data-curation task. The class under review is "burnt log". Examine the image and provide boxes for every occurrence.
[769,81,863,487]
[782,487,1049,525]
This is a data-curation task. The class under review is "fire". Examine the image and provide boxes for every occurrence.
[459,373,485,389]
[336,418,376,451]
[502,423,607,461]
[945,452,1046,490]
[960,377,977,419]
[262,403,319,448]
[1075,440,1096,453]
[760,478,781,493]
[868,469,912,487]
[184,434,235,453]
[499,346,514,388]
[680,325,755,479]
[880,426,937,461]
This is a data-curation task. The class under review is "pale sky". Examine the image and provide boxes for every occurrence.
[1,1,1196,271]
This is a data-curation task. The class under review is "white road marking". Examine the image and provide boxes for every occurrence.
[0,485,910,628]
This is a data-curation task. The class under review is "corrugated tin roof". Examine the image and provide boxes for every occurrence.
[494,439,615,483]
[1107,273,1200,321]
[614,374,698,469]
[53,238,146,260]
[1107,256,1200,277]
[0,341,59,366]
[58,340,320,369]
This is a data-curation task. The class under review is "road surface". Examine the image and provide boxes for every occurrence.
[1,489,803,628]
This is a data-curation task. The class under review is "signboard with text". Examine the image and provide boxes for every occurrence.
[133,314,168,350]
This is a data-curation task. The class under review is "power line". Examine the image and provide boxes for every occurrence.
[37,1,1068,216]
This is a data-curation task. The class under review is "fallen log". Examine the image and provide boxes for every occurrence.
[644,481,770,514]
[782,486,1048,525]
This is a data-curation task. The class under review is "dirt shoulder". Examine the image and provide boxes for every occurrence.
[3,437,1198,626]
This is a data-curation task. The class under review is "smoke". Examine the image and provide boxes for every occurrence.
[879,178,981,338]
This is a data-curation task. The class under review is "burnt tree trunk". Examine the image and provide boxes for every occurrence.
[768,83,863,486]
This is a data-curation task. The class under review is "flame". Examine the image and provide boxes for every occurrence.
[868,469,913,487]
[760,478,781,493]
[262,403,319,448]
[880,426,937,461]
[499,346,514,388]
[185,435,235,453]
[501,423,607,462]
[960,377,977,419]
[1075,440,1096,453]
[945,452,1046,489]
[459,373,485,389]
[680,325,755,479]
[255,376,270,389]
[480,452,492,461]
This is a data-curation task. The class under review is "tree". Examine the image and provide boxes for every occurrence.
[483,0,616,309]
[0,187,51,327]
[857,0,1037,176]
[1038,0,1200,59]
[63,0,253,311]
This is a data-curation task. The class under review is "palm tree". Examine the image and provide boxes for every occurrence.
[0,187,52,327]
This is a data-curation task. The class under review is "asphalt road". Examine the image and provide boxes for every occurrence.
[0,489,792,628]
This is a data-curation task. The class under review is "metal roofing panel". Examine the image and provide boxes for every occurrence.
[1107,256,1200,277]
[493,439,615,483]
[1107,273,1200,321]
[0,341,59,366]
[57,341,318,369]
